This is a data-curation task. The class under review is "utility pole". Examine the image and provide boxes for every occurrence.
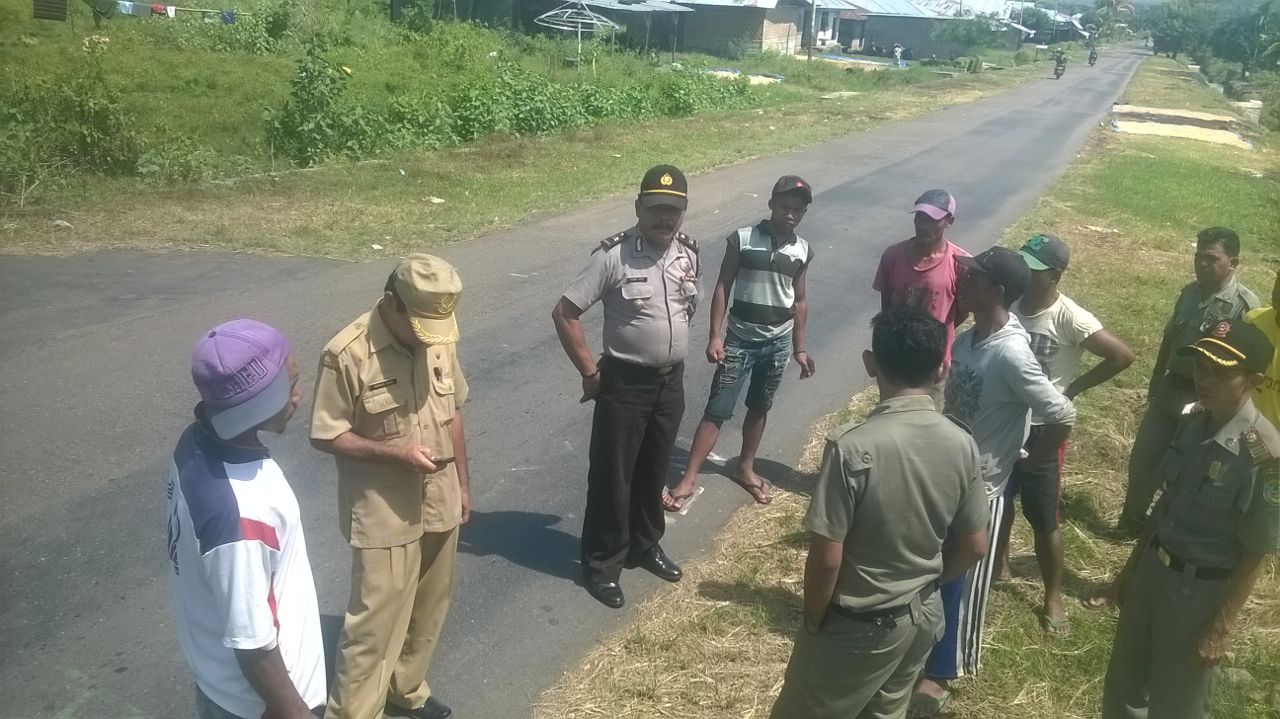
[808,0,818,60]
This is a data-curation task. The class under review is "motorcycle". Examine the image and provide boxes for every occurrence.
[1089,53,1098,67]
[1054,61,1066,79]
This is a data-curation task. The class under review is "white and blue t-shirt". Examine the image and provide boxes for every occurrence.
[166,420,325,718]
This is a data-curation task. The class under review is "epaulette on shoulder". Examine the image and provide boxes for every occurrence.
[1244,425,1280,466]
[825,418,866,443]
[593,232,627,255]
[677,232,698,253]
[945,413,973,436]
[323,319,366,357]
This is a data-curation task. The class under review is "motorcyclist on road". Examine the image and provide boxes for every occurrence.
[1088,46,1098,65]
[1053,48,1067,77]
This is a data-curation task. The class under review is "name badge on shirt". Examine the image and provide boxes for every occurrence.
[369,378,398,390]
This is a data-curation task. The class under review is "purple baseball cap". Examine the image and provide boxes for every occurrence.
[191,319,293,440]
[911,189,956,221]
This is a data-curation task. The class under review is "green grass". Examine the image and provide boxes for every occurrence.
[1118,55,1241,113]
[535,55,1280,719]
[0,7,1039,258]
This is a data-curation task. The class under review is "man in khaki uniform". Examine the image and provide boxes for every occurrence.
[770,308,989,719]
[1103,319,1280,719]
[311,254,472,719]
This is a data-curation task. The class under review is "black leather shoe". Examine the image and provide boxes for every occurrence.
[386,696,453,719]
[585,580,626,608]
[625,547,683,582]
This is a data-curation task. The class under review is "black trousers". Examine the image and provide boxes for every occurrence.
[581,359,685,583]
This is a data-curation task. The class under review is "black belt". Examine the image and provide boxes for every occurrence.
[829,582,938,627]
[604,357,683,378]
[1151,537,1232,581]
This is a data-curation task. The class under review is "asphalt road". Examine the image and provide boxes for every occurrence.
[0,48,1144,719]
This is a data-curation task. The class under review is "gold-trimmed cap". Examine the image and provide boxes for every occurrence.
[639,164,688,210]
[1178,319,1272,373]
[392,253,462,345]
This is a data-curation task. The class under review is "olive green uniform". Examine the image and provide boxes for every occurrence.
[771,395,988,719]
[1103,400,1280,719]
[1122,279,1258,526]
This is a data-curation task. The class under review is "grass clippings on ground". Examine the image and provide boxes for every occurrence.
[536,55,1280,719]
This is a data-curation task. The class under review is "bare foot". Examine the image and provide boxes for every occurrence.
[914,676,950,699]
[662,481,696,512]
[732,466,771,505]
[995,560,1012,583]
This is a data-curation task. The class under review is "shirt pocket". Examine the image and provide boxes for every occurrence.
[359,388,406,440]
[620,283,655,317]
[427,347,458,428]
[1195,480,1240,513]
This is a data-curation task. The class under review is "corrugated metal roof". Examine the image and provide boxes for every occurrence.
[848,0,938,18]
[586,0,691,12]
[673,0,779,8]
[809,0,864,10]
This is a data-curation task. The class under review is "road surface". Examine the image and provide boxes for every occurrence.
[0,48,1144,719]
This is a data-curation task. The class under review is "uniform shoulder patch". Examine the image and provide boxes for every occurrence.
[1262,467,1280,507]
[676,232,698,254]
[320,350,340,371]
[593,232,627,255]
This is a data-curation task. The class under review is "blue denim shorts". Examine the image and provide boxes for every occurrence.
[704,333,792,421]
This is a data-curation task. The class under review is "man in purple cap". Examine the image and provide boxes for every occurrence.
[873,189,970,408]
[166,319,325,719]
[663,175,816,511]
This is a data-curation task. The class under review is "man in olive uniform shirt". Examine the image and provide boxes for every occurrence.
[552,165,700,609]
[1120,227,1259,531]
[1103,320,1280,719]
[311,255,471,719]
[770,309,989,719]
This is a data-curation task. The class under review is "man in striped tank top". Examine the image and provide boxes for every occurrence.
[663,176,817,511]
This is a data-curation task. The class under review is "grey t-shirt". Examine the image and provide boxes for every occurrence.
[804,394,989,611]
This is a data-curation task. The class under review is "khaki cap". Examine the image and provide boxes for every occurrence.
[392,253,462,345]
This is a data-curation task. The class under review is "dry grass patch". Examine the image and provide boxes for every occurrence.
[535,391,881,719]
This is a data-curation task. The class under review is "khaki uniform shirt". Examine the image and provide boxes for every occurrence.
[1162,278,1259,381]
[804,394,989,611]
[311,307,470,548]
[1154,400,1280,567]
[562,226,700,367]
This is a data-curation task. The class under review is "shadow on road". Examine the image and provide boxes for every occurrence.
[458,510,582,583]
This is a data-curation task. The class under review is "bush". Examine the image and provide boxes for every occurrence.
[1014,49,1035,65]
[1261,73,1280,132]
[266,45,387,165]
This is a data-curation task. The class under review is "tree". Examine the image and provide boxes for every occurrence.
[1211,0,1280,73]
[1092,0,1135,40]
[1147,0,1212,59]
[933,12,1005,54]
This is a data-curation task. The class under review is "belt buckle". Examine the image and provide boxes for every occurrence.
[1157,546,1173,568]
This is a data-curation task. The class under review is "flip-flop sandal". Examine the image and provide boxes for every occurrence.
[732,476,772,505]
[662,488,693,512]
[1040,612,1071,637]
[908,690,950,718]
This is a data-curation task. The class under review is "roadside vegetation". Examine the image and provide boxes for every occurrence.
[0,0,1045,257]
[535,57,1280,719]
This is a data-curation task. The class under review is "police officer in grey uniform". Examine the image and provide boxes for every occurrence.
[552,165,701,609]
[1119,227,1259,532]
[770,308,990,719]
[1102,319,1280,719]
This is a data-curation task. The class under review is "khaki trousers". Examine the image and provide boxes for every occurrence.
[327,529,459,719]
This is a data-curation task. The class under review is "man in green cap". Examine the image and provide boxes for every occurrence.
[1102,319,1280,719]
[553,164,701,609]
[312,254,472,719]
